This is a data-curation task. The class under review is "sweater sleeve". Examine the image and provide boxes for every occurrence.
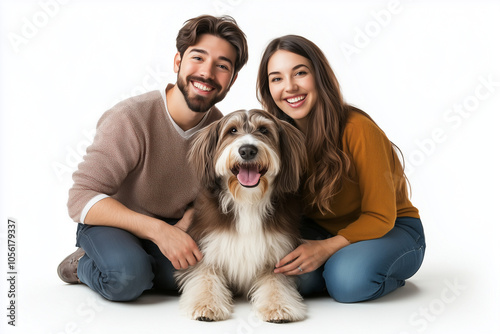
[336,116,398,242]
[67,103,142,223]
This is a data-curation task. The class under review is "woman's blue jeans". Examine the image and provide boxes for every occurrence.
[296,217,426,302]
[75,222,178,301]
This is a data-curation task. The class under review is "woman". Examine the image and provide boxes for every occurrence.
[257,35,425,302]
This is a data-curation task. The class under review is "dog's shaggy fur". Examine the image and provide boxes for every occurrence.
[175,109,308,323]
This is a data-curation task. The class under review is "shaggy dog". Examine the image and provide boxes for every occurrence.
[176,109,308,323]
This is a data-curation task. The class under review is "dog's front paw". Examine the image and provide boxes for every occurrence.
[191,304,231,322]
[257,303,306,323]
[264,308,292,323]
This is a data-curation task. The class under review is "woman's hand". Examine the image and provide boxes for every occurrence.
[274,235,350,275]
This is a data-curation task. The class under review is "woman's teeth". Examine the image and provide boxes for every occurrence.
[286,95,305,103]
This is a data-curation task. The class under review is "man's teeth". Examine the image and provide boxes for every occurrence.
[286,96,305,103]
[193,81,213,92]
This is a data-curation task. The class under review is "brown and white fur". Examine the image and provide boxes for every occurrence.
[175,109,308,323]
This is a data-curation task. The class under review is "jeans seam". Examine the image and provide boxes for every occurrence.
[384,243,425,282]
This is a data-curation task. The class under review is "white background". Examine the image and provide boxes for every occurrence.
[1,0,499,333]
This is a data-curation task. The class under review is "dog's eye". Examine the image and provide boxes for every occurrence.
[229,127,238,134]
[258,127,268,134]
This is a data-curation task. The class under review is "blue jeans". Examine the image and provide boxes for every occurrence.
[75,222,178,301]
[296,216,426,302]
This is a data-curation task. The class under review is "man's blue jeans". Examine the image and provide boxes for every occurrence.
[296,216,426,302]
[75,222,178,301]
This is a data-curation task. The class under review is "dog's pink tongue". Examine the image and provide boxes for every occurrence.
[237,165,261,187]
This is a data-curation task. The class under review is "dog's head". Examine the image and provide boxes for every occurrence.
[189,109,307,205]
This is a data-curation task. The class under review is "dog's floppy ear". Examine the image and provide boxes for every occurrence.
[188,121,220,190]
[275,120,308,195]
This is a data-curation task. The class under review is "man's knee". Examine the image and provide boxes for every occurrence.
[100,265,154,301]
[76,225,156,301]
[96,250,154,301]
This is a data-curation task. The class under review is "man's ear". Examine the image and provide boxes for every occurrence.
[174,52,182,73]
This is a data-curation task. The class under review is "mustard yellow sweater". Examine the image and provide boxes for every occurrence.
[306,111,420,243]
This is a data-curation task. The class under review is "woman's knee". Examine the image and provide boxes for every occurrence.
[323,251,387,303]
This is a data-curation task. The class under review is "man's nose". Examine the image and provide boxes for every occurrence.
[199,61,215,79]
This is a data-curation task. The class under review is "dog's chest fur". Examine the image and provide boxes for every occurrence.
[198,203,295,294]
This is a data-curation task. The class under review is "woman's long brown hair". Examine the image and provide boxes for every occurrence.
[257,35,409,214]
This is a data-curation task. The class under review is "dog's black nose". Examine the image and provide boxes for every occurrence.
[238,145,258,160]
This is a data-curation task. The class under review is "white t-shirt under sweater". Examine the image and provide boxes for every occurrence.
[67,84,223,223]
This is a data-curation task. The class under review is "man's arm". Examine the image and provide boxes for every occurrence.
[85,197,202,269]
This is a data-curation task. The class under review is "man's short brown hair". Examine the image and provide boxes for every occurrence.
[176,15,248,75]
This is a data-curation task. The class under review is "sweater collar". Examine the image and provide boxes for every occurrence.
[160,84,211,139]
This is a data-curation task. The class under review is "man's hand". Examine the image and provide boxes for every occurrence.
[174,207,194,232]
[152,222,203,270]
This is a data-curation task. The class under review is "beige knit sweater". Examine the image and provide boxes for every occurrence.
[67,85,223,223]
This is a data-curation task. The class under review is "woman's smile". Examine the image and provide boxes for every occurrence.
[285,94,307,107]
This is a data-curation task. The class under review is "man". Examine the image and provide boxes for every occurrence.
[57,15,248,301]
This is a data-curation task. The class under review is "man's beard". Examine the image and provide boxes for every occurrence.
[177,74,228,113]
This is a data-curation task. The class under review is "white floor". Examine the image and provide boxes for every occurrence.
[2,236,498,334]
